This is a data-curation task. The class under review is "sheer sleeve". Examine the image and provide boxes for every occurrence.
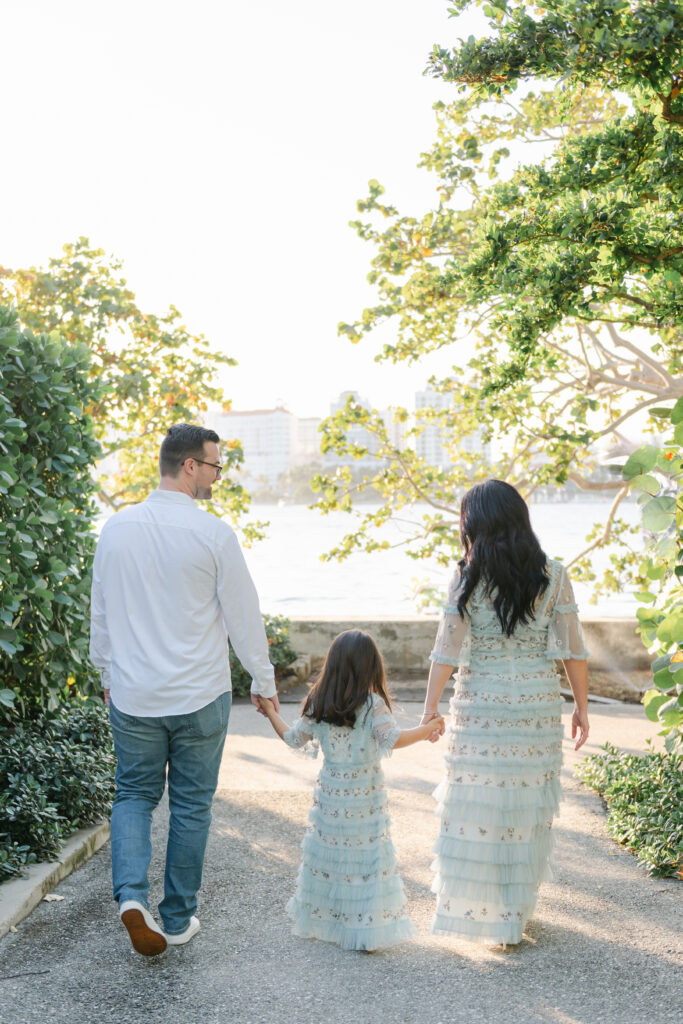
[370,696,401,758]
[283,715,319,758]
[429,569,470,668]
[548,565,589,660]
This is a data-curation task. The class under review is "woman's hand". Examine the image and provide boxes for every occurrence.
[421,710,445,743]
[571,705,589,751]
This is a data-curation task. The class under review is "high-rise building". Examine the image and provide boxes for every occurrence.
[323,392,380,469]
[211,406,295,485]
[292,417,323,466]
[415,387,490,468]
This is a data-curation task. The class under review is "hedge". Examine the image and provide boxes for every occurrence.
[0,306,102,719]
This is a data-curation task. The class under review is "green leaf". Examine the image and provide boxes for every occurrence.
[657,607,683,647]
[641,496,676,533]
[642,689,669,722]
[623,446,659,479]
[628,474,660,495]
[671,396,683,425]
[0,688,16,707]
[653,666,675,690]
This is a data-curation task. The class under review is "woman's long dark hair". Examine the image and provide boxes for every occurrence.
[303,630,392,727]
[456,479,549,637]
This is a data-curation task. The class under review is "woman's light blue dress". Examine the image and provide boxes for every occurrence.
[282,693,417,951]
[429,559,589,945]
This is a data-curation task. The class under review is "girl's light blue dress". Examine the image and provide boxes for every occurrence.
[429,559,589,945]
[282,693,417,951]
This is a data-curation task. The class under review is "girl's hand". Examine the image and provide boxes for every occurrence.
[421,710,445,743]
[424,714,445,740]
[258,696,273,712]
[571,706,589,751]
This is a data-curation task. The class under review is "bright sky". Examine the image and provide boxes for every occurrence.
[2,0,490,419]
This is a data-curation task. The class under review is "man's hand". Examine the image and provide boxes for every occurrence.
[251,691,280,715]
[103,688,111,708]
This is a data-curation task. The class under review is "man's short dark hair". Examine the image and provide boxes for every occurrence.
[159,424,220,477]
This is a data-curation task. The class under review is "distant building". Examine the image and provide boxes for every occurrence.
[323,391,380,470]
[212,406,295,485]
[380,409,407,452]
[292,417,323,466]
[415,387,490,468]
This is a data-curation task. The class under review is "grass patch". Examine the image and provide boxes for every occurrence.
[575,742,683,879]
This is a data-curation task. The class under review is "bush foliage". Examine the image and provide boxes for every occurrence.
[0,306,102,720]
[229,614,298,697]
[576,742,683,879]
[0,701,116,883]
[624,398,683,751]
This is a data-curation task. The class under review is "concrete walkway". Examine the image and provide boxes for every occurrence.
[0,703,681,1024]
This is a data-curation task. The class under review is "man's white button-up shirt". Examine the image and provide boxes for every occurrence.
[89,489,276,716]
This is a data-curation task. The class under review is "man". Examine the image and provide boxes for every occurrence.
[90,423,279,956]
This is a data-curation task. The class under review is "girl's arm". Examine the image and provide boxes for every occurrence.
[562,658,590,751]
[393,714,445,749]
[258,696,291,741]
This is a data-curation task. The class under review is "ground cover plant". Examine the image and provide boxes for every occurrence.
[0,700,116,883]
[575,742,683,878]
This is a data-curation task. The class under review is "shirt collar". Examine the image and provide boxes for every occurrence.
[147,489,196,506]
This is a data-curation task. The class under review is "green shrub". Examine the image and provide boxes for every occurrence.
[0,306,102,720]
[575,742,683,878]
[229,614,298,697]
[622,401,683,754]
[0,700,115,882]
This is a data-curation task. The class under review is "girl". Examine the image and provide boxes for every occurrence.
[259,628,444,952]
[421,479,590,948]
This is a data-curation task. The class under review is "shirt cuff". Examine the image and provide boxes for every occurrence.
[250,676,277,699]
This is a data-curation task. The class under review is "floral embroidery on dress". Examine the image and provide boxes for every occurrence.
[430,560,575,945]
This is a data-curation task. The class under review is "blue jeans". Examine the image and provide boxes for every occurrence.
[109,691,231,935]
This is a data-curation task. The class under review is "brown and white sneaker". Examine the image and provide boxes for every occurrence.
[119,900,167,956]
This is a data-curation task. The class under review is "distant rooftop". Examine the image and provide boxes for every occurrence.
[220,407,291,417]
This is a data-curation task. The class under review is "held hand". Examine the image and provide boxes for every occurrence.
[103,688,110,708]
[251,691,280,716]
[421,711,445,743]
[426,714,445,740]
[571,706,589,751]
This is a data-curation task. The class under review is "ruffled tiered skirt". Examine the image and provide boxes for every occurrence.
[431,650,563,945]
[287,759,416,950]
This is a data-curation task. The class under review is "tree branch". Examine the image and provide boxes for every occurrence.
[567,473,624,492]
[565,485,630,567]
[602,322,678,386]
[395,452,460,514]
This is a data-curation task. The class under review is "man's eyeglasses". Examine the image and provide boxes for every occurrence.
[189,458,223,477]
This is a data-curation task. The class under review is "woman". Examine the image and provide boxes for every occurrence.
[421,479,590,947]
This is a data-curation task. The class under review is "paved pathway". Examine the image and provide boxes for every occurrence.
[0,703,681,1024]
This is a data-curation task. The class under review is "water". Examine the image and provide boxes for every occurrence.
[242,501,642,618]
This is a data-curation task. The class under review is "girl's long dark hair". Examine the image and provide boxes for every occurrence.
[456,479,549,637]
[303,630,392,727]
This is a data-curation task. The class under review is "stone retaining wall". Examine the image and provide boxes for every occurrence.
[288,617,648,673]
